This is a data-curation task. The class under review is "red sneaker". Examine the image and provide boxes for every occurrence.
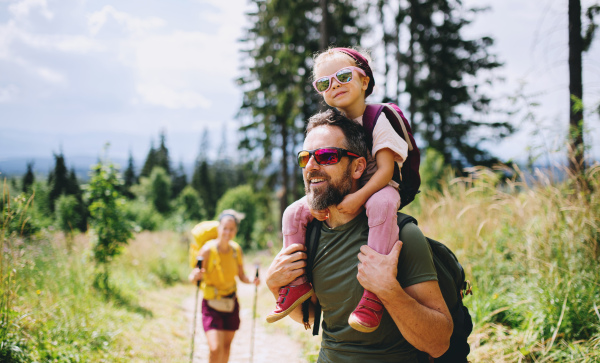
[266,281,314,323]
[348,290,384,333]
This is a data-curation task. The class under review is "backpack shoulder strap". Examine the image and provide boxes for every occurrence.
[397,212,418,232]
[303,218,322,335]
[362,104,385,151]
[380,104,414,151]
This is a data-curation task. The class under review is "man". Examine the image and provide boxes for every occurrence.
[266,109,452,362]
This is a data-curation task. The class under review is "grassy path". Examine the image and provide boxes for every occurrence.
[121,264,313,363]
[184,269,309,363]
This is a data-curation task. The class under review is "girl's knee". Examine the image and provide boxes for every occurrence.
[282,199,312,237]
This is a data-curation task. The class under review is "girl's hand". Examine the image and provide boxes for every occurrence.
[336,192,364,215]
[310,207,329,221]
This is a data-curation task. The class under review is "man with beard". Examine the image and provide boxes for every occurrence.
[265,110,452,362]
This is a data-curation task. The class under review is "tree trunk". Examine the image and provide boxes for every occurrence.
[568,0,584,173]
[407,0,417,128]
[319,0,329,112]
[279,121,289,229]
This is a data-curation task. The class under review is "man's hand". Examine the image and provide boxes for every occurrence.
[266,244,308,297]
[310,207,329,221]
[356,241,402,295]
[336,191,365,215]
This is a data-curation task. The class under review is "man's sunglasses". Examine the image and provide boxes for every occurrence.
[297,147,361,168]
[312,66,367,94]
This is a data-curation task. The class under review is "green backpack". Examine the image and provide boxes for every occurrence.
[302,212,473,362]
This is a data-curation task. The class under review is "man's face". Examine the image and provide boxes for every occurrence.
[302,125,354,210]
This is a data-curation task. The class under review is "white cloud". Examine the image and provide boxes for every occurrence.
[0,84,18,102]
[136,83,211,109]
[36,66,64,83]
[8,0,53,20]
[87,5,165,36]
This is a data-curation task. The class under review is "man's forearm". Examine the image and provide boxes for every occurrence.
[379,281,453,358]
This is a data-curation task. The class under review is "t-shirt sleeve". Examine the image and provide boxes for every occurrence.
[371,113,409,167]
[396,223,438,288]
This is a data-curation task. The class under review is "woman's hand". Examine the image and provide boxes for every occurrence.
[188,267,205,283]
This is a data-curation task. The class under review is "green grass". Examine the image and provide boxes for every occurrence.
[2,163,600,362]
[406,164,600,362]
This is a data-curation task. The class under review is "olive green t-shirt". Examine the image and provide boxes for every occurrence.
[313,212,437,363]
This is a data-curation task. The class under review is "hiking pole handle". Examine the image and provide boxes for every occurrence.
[196,257,204,287]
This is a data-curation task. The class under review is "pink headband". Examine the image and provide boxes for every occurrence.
[333,47,375,97]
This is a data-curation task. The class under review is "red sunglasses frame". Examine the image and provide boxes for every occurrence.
[297,147,361,168]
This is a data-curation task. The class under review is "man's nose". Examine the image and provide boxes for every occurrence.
[304,154,320,171]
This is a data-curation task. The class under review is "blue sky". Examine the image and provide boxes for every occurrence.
[0,0,599,174]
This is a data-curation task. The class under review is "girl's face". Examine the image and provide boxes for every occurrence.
[314,55,369,115]
[218,217,237,242]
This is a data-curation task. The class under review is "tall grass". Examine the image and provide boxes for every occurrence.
[1,179,192,361]
[409,163,600,362]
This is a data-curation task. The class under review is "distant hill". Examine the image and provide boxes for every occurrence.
[0,155,127,181]
[0,155,197,182]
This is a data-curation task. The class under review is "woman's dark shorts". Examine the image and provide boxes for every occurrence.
[201,298,240,331]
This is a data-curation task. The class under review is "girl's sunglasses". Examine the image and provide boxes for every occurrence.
[297,147,360,168]
[312,66,367,94]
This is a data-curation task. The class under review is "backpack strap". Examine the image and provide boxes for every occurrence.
[397,212,418,232]
[362,104,385,152]
[302,218,322,335]
[363,103,414,151]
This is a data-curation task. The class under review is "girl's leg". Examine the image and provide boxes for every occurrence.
[281,196,313,285]
[364,186,400,254]
[348,186,400,333]
[267,196,315,323]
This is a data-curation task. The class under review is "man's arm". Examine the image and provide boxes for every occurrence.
[357,241,453,358]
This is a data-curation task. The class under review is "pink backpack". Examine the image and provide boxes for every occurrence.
[363,103,421,209]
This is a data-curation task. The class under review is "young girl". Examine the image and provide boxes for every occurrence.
[266,47,408,333]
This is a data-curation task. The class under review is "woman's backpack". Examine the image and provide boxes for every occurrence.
[302,213,473,362]
[363,103,421,209]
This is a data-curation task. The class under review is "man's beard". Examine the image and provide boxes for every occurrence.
[305,164,353,210]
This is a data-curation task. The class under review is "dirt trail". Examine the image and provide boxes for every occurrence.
[183,271,310,363]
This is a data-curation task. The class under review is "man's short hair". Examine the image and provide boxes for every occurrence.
[306,109,368,159]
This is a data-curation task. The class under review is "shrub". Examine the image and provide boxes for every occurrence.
[176,185,206,222]
[55,195,85,234]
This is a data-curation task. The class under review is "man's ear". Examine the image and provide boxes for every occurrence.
[351,157,367,180]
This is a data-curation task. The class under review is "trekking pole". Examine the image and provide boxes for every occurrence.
[250,264,259,363]
[190,256,203,363]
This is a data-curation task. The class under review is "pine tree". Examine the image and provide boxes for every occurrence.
[22,161,35,192]
[47,152,69,212]
[191,128,216,218]
[171,162,188,198]
[376,0,512,169]
[123,152,137,199]
[140,141,157,178]
[238,0,364,220]
[155,131,171,175]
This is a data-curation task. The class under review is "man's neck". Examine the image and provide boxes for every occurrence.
[324,206,364,229]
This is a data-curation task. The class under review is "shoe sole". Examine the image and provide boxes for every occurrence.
[266,288,314,323]
[347,315,379,333]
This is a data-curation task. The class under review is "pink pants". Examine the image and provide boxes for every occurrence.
[282,186,401,285]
